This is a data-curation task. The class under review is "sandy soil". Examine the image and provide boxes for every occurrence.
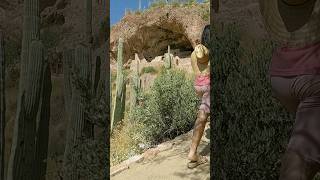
[111,123,210,180]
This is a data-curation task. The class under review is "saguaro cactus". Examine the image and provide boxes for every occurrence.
[63,0,95,178]
[7,0,51,179]
[0,30,5,180]
[63,49,75,114]
[34,62,52,180]
[130,55,141,112]
[111,38,126,131]
[72,45,92,139]
[19,0,40,90]
[8,40,47,180]
[86,0,93,46]
[164,45,172,69]
[93,56,101,96]
[63,45,92,180]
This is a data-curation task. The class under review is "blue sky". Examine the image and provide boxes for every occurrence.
[111,0,206,25]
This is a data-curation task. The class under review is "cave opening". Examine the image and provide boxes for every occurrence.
[130,26,194,62]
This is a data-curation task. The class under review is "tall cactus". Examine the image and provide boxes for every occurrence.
[63,45,92,180]
[164,45,172,69]
[8,40,47,180]
[86,0,93,46]
[73,45,92,139]
[0,30,5,180]
[20,0,40,90]
[93,56,101,96]
[62,49,74,178]
[63,0,94,178]
[111,38,126,131]
[63,49,75,114]
[34,62,52,180]
[130,54,141,112]
[7,0,51,179]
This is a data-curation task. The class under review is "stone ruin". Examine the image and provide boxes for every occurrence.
[128,48,193,91]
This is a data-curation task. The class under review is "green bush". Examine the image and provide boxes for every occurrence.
[150,0,167,8]
[187,0,197,6]
[131,69,198,144]
[211,24,293,179]
[135,10,142,15]
[141,66,158,74]
[201,5,209,21]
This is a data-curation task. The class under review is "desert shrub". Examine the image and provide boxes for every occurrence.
[211,23,293,179]
[171,2,181,7]
[141,66,158,74]
[187,0,197,6]
[110,117,146,166]
[63,136,107,180]
[201,5,210,21]
[150,0,167,8]
[135,10,142,15]
[132,69,198,145]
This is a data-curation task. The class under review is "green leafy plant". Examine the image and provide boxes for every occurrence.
[142,66,158,74]
[201,5,209,21]
[131,69,198,144]
[150,0,167,8]
[135,10,143,15]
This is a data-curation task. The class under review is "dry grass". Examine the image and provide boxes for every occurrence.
[110,117,146,166]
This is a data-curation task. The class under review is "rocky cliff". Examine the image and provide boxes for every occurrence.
[110,3,210,63]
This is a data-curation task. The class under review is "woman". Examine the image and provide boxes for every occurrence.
[187,41,210,169]
[259,0,320,179]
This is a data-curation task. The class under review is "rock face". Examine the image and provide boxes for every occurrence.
[0,0,108,52]
[110,4,210,63]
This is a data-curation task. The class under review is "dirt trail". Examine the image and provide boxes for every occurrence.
[111,123,210,180]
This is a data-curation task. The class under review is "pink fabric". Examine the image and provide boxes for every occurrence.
[270,42,320,76]
[194,74,210,86]
[194,84,210,114]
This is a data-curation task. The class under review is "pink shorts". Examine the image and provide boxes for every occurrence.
[194,85,210,114]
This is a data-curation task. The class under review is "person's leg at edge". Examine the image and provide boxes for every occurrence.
[279,98,320,180]
[188,109,208,162]
[271,75,320,180]
[188,85,210,165]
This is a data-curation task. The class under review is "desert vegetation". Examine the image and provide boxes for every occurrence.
[110,37,199,166]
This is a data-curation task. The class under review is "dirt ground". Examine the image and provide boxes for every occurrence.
[111,123,210,180]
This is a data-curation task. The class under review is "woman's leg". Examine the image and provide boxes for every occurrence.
[188,110,209,161]
[271,75,320,180]
[188,85,210,162]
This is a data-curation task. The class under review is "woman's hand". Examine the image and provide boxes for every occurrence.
[196,91,204,97]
